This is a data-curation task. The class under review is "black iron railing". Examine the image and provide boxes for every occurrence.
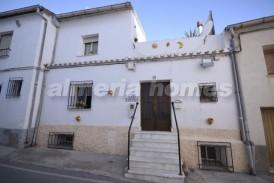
[0,48,10,57]
[171,102,182,175]
[127,102,139,170]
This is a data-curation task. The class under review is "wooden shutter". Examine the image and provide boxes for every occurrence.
[261,108,274,167]
[264,49,274,74]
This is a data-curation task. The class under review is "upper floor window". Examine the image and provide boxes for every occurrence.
[0,32,13,57]
[83,35,98,56]
[263,45,274,75]
[199,83,218,102]
[68,81,93,109]
[6,78,23,98]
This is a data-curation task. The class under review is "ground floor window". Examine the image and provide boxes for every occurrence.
[48,132,74,150]
[68,81,93,109]
[197,141,234,172]
[6,78,23,97]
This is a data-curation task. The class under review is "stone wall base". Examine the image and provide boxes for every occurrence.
[0,128,33,148]
[180,128,249,173]
[37,125,249,172]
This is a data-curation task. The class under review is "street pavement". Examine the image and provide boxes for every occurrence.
[0,161,136,183]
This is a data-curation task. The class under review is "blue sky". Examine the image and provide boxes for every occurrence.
[1,0,274,40]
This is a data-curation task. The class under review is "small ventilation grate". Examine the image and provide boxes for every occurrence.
[48,132,74,150]
[197,141,234,172]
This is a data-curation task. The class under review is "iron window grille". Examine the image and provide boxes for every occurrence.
[6,78,23,97]
[48,132,74,150]
[197,141,234,172]
[199,83,218,102]
[68,81,93,109]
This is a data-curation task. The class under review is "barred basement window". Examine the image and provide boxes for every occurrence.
[48,132,74,150]
[68,81,92,109]
[199,83,217,102]
[6,78,23,97]
[197,141,234,172]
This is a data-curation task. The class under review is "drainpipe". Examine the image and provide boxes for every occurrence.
[227,28,256,175]
[24,8,48,146]
[30,16,60,146]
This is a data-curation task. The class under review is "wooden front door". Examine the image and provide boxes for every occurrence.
[261,108,274,167]
[141,81,171,131]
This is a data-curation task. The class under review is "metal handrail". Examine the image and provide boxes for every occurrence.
[171,102,182,175]
[127,102,139,170]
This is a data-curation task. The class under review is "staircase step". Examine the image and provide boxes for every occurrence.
[130,160,180,171]
[131,148,179,159]
[134,131,177,141]
[131,140,178,149]
[129,166,180,176]
[130,146,178,153]
[130,155,179,164]
[125,170,184,183]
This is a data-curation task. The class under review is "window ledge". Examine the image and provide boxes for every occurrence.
[77,54,98,57]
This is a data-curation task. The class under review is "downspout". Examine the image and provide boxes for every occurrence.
[31,16,59,146]
[24,8,48,145]
[227,27,256,175]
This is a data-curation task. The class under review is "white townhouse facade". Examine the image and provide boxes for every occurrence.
[2,2,272,182]
[0,5,57,146]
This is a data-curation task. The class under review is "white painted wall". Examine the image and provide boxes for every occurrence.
[40,56,239,131]
[134,33,227,56]
[236,29,274,145]
[54,10,137,63]
[0,70,34,129]
[0,13,44,69]
[0,12,56,131]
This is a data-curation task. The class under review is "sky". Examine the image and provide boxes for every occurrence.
[1,0,274,41]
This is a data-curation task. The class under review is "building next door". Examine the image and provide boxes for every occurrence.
[141,81,171,131]
[261,107,274,168]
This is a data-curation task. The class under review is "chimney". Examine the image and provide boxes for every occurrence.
[197,21,203,34]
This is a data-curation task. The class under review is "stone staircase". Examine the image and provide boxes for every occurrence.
[125,131,185,183]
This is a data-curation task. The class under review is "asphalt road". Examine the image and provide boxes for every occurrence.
[0,162,133,183]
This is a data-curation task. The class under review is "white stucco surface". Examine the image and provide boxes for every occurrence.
[41,56,239,130]
[0,14,44,69]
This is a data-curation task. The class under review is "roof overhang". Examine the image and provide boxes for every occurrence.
[0,5,54,19]
[56,2,133,21]
[226,15,274,31]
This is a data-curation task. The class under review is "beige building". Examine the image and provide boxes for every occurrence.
[227,15,274,172]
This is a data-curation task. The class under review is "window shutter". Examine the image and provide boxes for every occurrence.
[264,49,274,74]
[0,34,12,49]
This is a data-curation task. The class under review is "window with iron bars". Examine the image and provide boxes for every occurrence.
[197,141,234,172]
[48,132,74,150]
[199,83,218,102]
[68,81,92,109]
[6,78,23,97]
